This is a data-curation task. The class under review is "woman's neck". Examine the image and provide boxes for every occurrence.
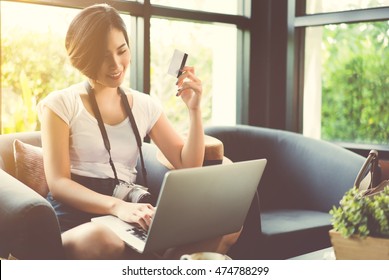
[86,80,127,125]
[89,80,119,98]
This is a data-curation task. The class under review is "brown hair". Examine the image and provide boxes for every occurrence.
[65,4,129,79]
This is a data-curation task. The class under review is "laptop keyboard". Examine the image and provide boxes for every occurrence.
[127,227,148,241]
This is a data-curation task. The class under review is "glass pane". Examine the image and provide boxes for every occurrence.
[151,0,242,16]
[0,1,131,133]
[307,0,389,14]
[303,21,389,145]
[150,18,237,134]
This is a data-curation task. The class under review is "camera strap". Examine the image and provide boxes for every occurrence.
[118,87,148,188]
[85,82,148,188]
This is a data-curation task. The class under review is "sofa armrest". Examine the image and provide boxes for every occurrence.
[0,170,64,259]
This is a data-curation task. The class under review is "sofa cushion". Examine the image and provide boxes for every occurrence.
[261,209,331,235]
[13,140,49,197]
[259,209,332,258]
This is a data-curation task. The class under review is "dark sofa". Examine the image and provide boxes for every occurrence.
[0,126,366,259]
[204,125,366,259]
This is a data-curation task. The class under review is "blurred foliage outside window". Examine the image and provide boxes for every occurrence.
[321,21,389,145]
[307,21,389,145]
[303,0,389,145]
[1,2,82,133]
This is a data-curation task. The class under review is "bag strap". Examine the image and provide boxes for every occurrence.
[85,82,148,188]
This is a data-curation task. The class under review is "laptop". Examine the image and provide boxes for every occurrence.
[91,158,267,254]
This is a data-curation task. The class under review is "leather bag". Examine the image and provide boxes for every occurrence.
[354,149,389,197]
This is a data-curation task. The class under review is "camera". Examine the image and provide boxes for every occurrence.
[113,182,152,203]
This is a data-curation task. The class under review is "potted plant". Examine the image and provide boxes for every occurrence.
[329,186,389,259]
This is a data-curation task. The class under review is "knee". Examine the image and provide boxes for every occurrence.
[62,223,125,259]
[218,228,243,254]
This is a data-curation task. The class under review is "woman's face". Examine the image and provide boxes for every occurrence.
[96,27,130,88]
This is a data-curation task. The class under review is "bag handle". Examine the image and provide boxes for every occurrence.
[354,149,378,191]
[354,149,389,197]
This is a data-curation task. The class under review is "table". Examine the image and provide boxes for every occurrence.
[289,247,335,260]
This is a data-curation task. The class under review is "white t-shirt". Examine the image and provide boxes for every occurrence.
[37,82,163,183]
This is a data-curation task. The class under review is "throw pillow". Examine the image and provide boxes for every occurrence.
[13,139,49,197]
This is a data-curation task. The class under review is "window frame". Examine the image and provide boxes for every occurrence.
[288,0,389,158]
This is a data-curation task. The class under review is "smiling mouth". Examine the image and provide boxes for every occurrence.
[108,72,121,79]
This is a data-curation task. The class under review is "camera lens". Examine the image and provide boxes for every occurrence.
[137,192,153,204]
[128,187,153,204]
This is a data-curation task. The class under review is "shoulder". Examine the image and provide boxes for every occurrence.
[124,87,163,111]
[37,82,85,124]
[122,87,163,133]
[41,82,84,104]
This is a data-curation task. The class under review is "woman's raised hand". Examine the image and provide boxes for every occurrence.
[176,66,202,111]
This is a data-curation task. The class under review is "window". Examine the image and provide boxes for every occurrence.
[150,18,237,133]
[1,2,80,133]
[0,1,131,133]
[0,0,248,134]
[295,0,389,148]
[306,0,389,14]
[304,22,389,145]
[150,0,244,16]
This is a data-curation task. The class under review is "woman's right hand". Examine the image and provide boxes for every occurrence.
[114,200,155,230]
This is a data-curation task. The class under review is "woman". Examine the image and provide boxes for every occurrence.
[38,4,238,259]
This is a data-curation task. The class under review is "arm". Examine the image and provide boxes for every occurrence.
[40,108,153,230]
[149,66,205,169]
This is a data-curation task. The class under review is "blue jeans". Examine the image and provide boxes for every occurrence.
[46,174,116,233]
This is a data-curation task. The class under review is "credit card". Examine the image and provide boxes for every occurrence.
[167,49,188,78]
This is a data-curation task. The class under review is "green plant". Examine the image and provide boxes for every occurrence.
[330,186,389,238]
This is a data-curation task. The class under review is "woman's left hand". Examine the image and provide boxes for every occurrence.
[176,66,202,111]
